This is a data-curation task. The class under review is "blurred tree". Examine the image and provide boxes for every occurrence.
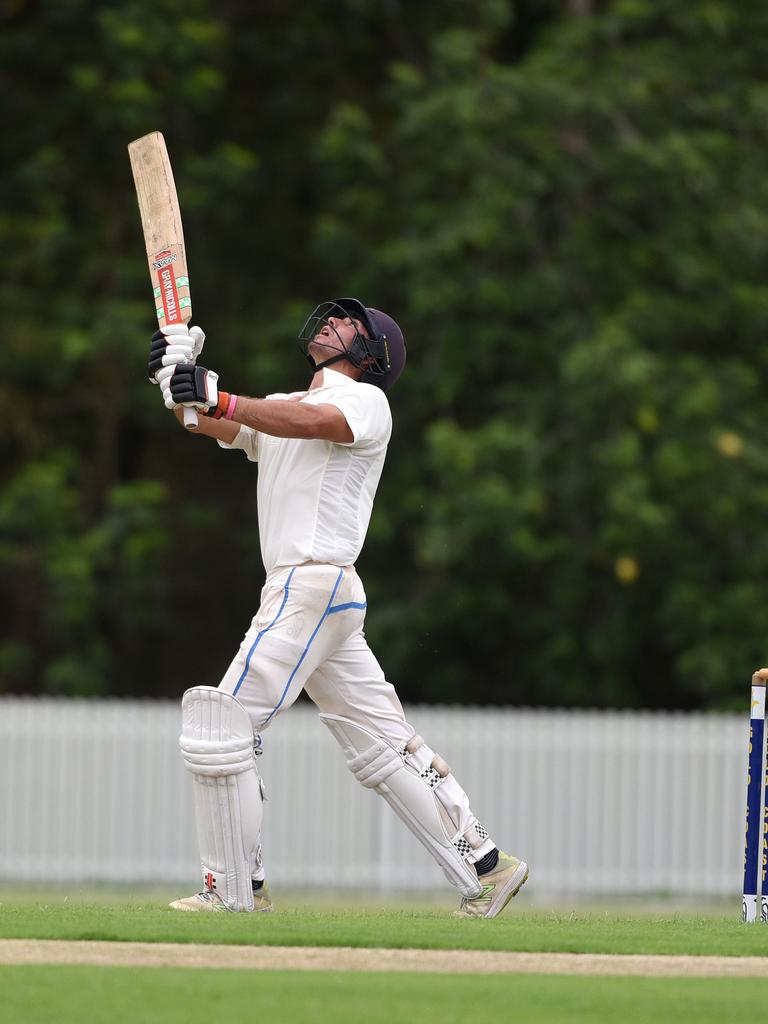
[2,0,768,709]
[309,0,768,709]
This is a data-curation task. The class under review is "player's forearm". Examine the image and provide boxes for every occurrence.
[165,366,351,442]
[229,396,324,439]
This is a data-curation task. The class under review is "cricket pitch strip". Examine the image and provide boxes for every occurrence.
[2,940,768,976]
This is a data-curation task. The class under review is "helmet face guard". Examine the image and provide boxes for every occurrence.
[298,297,406,391]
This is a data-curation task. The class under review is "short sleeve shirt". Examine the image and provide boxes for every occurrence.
[219,368,392,573]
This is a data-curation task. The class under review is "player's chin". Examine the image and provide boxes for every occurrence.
[309,339,341,359]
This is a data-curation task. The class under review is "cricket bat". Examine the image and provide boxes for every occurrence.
[128,131,197,428]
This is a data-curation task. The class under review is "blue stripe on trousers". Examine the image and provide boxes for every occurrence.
[262,567,344,727]
[232,567,296,698]
[327,600,367,614]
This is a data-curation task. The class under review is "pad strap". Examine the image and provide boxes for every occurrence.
[320,713,485,898]
[181,736,255,776]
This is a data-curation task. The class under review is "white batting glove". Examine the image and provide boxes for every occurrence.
[161,364,220,412]
[147,324,206,384]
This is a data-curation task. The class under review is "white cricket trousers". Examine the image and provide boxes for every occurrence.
[217,563,493,880]
[218,563,412,743]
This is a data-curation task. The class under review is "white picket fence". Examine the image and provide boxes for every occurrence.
[0,697,750,898]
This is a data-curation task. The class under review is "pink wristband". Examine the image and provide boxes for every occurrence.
[224,394,239,420]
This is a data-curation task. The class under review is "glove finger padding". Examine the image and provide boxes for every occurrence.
[148,330,168,381]
[155,354,199,392]
[155,364,179,388]
[160,344,196,364]
[164,364,219,411]
[148,324,206,381]
[161,324,206,360]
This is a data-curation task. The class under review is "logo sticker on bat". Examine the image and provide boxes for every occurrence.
[157,263,181,323]
[152,250,178,270]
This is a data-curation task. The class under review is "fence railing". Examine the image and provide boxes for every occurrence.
[0,697,748,897]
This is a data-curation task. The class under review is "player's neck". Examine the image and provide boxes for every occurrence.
[308,362,361,390]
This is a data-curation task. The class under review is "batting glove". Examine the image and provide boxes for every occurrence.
[148,324,206,384]
[161,363,239,420]
[162,362,220,412]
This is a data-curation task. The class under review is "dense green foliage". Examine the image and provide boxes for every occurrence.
[3,0,768,708]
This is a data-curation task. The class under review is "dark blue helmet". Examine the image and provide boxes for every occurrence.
[299,297,406,391]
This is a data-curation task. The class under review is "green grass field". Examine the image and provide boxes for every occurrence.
[0,890,765,956]
[4,968,768,1024]
[2,891,768,1023]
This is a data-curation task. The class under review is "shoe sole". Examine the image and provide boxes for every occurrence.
[168,900,274,913]
[168,900,229,912]
[486,860,529,919]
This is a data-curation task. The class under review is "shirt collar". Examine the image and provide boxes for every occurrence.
[318,366,358,388]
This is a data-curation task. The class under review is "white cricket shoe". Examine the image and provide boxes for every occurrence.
[452,852,529,919]
[169,885,274,913]
[169,890,230,912]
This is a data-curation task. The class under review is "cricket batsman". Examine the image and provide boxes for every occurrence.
[149,299,529,917]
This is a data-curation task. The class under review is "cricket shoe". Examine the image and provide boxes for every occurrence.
[169,884,274,913]
[452,852,529,919]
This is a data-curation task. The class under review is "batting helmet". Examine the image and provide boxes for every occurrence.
[298,297,406,391]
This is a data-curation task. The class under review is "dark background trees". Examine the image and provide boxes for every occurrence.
[2,0,768,710]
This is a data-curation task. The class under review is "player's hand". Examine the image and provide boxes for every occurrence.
[162,364,239,420]
[148,324,206,383]
[161,362,220,412]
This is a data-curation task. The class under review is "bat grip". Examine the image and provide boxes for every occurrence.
[183,407,199,429]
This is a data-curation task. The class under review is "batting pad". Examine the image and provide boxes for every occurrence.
[320,713,483,898]
[180,686,263,912]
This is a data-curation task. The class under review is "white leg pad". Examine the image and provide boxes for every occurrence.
[180,686,263,912]
[320,713,484,898]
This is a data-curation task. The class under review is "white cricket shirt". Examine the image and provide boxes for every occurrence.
[218,368,392,573]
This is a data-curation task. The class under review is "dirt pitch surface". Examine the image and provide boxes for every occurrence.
[2,940,768,976]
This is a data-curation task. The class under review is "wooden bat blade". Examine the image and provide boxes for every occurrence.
[128,131,192,329]
[129,131,197,427]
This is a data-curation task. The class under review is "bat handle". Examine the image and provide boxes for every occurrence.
[183,406,199,429]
